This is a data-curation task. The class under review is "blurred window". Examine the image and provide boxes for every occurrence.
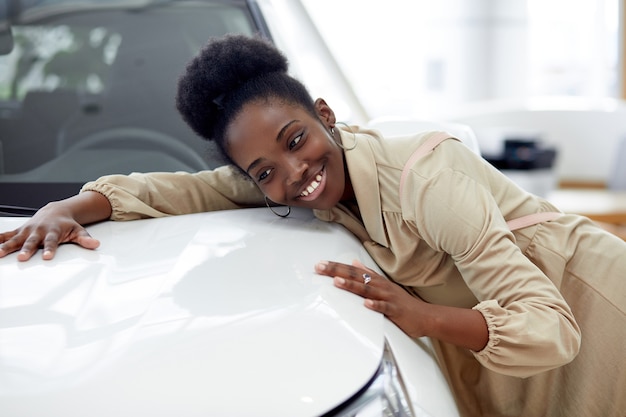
[0,25,122,100]
[301,0,619,120]
[0,1,259,210]
[527,0,618,97]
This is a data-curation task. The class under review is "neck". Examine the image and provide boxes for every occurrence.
[339,177,361,220]
[340,162,355,202]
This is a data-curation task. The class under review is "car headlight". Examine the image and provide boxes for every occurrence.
[326,341,423,417]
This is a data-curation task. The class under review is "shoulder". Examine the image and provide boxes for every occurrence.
[350,126,455,167]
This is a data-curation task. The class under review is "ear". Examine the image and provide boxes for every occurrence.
[314,98,336,129]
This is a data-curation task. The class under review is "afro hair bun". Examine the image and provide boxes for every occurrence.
[176,34,289,141]
[203,34,288,90]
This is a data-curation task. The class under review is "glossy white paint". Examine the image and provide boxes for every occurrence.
[0,208,458,417]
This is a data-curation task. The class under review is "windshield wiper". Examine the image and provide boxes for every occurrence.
[0,205,38,217]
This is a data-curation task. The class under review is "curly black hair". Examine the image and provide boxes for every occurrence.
[175,34,318,162]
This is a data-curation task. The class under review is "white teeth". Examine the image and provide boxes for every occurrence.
[301,174,323,197]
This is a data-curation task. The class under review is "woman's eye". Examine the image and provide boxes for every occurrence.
[258,168,271,182]
[288,134,302,150]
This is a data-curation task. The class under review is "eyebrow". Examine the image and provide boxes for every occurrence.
[245,119,300,174]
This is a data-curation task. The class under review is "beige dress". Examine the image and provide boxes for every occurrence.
[83,126,626,417]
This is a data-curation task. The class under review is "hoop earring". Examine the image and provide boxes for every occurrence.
[331,122,357,151]
[264,196,291,218]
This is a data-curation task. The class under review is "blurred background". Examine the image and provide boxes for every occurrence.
[304,0,619,121]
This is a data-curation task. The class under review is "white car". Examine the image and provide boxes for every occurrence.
[0,208,460,417]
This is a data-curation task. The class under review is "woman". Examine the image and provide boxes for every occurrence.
[1,34,625,417]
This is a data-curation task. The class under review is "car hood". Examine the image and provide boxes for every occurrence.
[0,208,384,417]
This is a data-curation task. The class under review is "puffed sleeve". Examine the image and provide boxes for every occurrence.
[80,165,265,221]
[404,140,580,378]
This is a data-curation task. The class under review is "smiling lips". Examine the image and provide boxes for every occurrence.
[298,171,325,201]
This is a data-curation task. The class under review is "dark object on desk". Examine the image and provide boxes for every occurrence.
[484,139,557,170]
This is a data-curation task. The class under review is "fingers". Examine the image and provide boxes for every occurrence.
[0,230,17,243]
[18,230,52,261]
[332,275,376,300]
[315,259,380,297]
[0,226,46,260]
[0,230,18,258]
[74,229,101,250]
[38,227,100,260]
[351,259,375,274]
[315,260,373,281]
[0,226,99,261]
[315,259,406,314]
[0,230,37,260]
[41,231,61,260]
[363,297,395,316]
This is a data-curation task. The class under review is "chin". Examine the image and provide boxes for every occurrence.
[310,195,343,211]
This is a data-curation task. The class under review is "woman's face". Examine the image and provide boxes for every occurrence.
[226,98,346,210]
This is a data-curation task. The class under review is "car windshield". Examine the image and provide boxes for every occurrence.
[0,0,262,213]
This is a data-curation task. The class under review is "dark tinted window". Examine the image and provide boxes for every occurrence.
[0,1,262,211]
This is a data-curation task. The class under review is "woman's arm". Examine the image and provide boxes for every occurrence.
[315,260,488,351]
[406,142,580,376]
[82,166,265,221]
[1,166,266,261]
[0,191,112,261]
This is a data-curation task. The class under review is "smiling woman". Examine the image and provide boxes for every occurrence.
[173,35,351,211]
[225,99,348,210]
[1,32,626,417]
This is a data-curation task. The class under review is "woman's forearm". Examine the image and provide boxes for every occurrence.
[421,303,489,352]
[46,190,113,225]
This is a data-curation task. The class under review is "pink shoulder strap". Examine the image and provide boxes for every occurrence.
[399,132,453,196]
[398,132,562,231]
[505,212,562,230]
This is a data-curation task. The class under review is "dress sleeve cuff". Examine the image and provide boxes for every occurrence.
[470,299,580,377]
[80,181,145,221]
[472,299,503,357]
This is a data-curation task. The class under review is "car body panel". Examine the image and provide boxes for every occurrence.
[0,208,458,416]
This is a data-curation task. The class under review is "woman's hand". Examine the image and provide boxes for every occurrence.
[315,259,430,339]
[0,191,112,261]
[315,259,489,351]
[0,206,99,261]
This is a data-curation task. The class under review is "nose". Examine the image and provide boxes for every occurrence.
[285,155,308,185]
